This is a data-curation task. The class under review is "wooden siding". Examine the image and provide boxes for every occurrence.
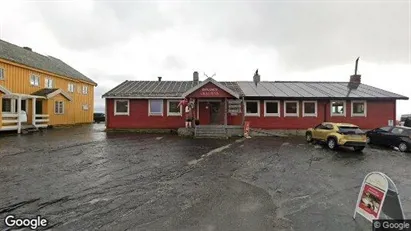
[0,58,95,125]
[0,92,3,129]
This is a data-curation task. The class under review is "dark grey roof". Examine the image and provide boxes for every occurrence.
[32,88,59,97]
[102,80,243,98]
[237,81,408,99]
[103,80,408,100]
[0,39,96,85]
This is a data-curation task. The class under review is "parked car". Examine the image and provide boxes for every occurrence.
[366,126,411,152]
[93,113,105,123]
[400,114,411,127]
[306,122,367,152]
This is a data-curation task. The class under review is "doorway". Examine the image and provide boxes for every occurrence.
[35,99,43,114]
[209,102,221,124]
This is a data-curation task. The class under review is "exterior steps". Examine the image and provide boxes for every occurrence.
[195,125,228,138]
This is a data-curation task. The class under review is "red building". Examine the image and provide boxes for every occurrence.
[102,72,408,134]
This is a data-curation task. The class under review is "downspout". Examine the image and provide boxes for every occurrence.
[324,101,327,122]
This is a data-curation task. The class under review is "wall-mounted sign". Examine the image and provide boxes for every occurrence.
[199,88,220,96]
[228,99,242,113]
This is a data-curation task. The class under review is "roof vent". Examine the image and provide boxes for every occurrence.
[348,57,361,89]
[23,47,32,51]
[158,76,162,82]
[253,69,260,86]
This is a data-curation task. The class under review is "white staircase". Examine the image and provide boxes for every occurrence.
[195,125,227,138]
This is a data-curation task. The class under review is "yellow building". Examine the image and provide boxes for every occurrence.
[0,39,97,133]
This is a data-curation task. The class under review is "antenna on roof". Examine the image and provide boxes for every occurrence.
[253,69,260,86]
[204,72,216,79]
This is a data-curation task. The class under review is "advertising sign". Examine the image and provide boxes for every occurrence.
[244,121,250,138]
[354,172,404,223]
[228,100,242,114]
[199,87,220,97]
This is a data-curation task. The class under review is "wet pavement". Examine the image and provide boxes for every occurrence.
[0,124,411,230]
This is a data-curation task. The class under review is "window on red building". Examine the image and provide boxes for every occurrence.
[331,101,346,116]
[303,101,317,117]
[114,100,129,115]
[245,100,260,116]
[351,101,366,117]
[264,101,280,117]
[149,100,163,116]
[284,101,299,117]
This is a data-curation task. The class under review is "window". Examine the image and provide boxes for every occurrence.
[315,123,333,130]
[149,100,163,116]
[82,86,88,94]
[331,101,346,116]
[376,127,392,133]
[114,100,129,115]
[68,83,75,93]
[303,101,317,117]
[284,101,299,117]
[45,78,54,88]
[264,100,280,117]
[54,101,64,114]
[2,98,11,112]
[167,100,182,116]
[83,104,89,111]
[245,100,260,116]
[351,101,366,116]
[30,74,40,86]
[0,68,4,80]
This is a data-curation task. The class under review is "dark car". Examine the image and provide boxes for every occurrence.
[93,113,105,123]
[366,126,411,152]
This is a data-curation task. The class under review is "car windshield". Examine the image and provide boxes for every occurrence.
[338,126,364,134]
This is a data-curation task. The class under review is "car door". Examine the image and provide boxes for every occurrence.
[371,126,392,145]
[314,123,332,141]
[311,124,324,140]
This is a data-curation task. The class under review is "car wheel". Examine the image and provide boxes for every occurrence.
[354,146,365,152]
[306,132,313,143]
[398,142,408,152]
[327,138,337,150]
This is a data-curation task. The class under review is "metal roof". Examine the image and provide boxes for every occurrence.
[237,81,408,99]
[102,80,243,98]
[32,88,60,97]
[0,39,96,85]
[102,80,408,100]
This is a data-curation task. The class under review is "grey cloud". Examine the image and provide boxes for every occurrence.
[33,1,173,51]
[173,1,409,70]
[162,55,186,70]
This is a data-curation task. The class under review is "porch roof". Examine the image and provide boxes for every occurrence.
[32,88,73,101]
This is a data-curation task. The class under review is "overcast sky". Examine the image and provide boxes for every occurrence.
[0,0,410,118]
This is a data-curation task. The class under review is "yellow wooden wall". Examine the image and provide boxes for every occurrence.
[0,92,3,128]
[0,58,96,125]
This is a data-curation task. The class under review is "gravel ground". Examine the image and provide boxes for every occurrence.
[0,124,410,231]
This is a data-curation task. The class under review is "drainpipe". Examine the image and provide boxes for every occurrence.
[324,102,327,122]
[17,96,21,134]
[241,96,246,126]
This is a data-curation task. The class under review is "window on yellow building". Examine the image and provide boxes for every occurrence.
[30,74,40,86]
[68,83,75,93]
[45,78,54,88]
[0,68,4,80]
[82,86,88,94]
[54,101,64,114]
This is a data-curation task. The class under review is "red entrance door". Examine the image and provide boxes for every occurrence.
[199,101,222,125]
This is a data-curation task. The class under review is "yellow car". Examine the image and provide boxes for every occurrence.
[306,122,367,152]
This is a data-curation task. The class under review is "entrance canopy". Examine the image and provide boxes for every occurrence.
[182,78,240,99]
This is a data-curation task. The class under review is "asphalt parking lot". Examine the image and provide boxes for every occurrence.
[1,124,411,231]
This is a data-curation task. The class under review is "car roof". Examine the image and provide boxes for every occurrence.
[394,126,411,130]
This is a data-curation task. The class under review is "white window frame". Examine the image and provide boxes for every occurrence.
[114,99,130,116]
[30,74,40,86]
[351,100,367,117]
[68,83,75,93]
[302,101,317,117]
[54,101,64,114]
[284,101,299,117]
[148,99,164,116]
[167,100,182,116]
[45,78,54,88]
[82,86,88,95]
[330,100,346,117]
[0,67,4,80]
[245,100,260,117]
[264,100,280,117]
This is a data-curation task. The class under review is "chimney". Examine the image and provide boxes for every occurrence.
[193,71,199,84]
[158,76,162,82]
[23,47,32,51]
[348,57,361,89]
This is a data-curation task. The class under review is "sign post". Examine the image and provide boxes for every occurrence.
[228,99,242,115]
[354,172,405,222]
